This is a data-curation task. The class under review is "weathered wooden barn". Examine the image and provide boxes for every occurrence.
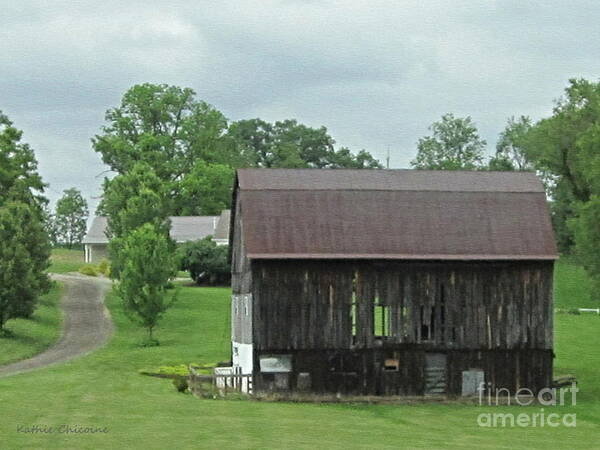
[229,169,557,396]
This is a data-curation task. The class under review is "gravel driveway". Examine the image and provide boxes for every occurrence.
[0,273,113,378]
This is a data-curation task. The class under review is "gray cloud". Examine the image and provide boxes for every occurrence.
[2,0,600,214]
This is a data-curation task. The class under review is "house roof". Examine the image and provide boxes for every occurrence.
[82,216,109,244]
[235,169,558,261]
[83,216,220,244]
[214,210,231,241]
[169,216,220,243]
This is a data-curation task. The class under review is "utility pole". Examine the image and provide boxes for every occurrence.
[386,146,390,169]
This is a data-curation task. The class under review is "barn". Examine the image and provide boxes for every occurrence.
[229,169,558,397]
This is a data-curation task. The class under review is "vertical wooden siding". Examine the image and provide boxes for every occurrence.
[251,260,553,352]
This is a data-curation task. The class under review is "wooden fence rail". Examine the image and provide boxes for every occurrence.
[188,365,253,396]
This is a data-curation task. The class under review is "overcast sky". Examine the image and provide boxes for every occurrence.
[2,1,600,214]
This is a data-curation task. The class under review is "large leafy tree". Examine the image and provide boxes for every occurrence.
[92,83,237,181]
[100,162,169,239]
[520,79,599,238]
[519,78,600,296]
[228,118,382,169]
[411,113,487,170]
[99,162,172,278]
[520,80,598,205]
[0,111,46,205]
[54,188,89,248]
[0,111,51,328]
[0,201,51,327]
[175,161,235,215]
[494,116,534,171]
[116,223,178,343]
[570,196,600,296]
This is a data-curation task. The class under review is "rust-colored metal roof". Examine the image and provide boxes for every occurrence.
[237,168,546,192]
[235,169,558,260]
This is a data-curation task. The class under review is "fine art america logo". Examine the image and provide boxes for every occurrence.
[476,382,578,428]
[16,424,109,434]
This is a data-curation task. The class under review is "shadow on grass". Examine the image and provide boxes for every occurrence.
[0,328,39,346]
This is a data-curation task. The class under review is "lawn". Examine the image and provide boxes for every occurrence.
[49,248,86,274]
[554,257,596,309]
[0,283,63,366]
[0,260,598,449]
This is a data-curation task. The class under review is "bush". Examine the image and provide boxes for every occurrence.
[178,237,230,286]
[97,260,110,276]
[140,364,190,377]
[79,264,98,277]
[172,377,188,393]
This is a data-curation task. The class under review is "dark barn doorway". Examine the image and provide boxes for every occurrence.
[425,353,447,395]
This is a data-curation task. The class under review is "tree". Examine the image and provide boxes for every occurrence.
[42,204,59,246]
[411,114,487,170]
[520,80,600,203]
[94,84,242,223]
[228,118,382,169]
[178,237,231,286]
[517,78,600,294]
[174,161,235,215]
[328,147,382,169]
[570,196,600,298]
[0,201,51,329]
[487,155,517,171]
[226,118,274,167]
[100,162,169,237]
[519,79,600,255]
[92,83,236,181]
[99,162,172,278]
[54,188,89,248]
[0,111,46,206]
[495,116,534,170]
[116,223,178,343]
[0,111,51,327]
[549,182,577,253]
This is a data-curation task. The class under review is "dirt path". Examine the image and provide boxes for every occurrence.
[0,274,113,378]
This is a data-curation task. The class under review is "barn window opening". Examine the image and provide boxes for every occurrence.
[374,297,391,337]
[350,272,358,338]
[384,358,399,371]
[439,283,446,343]
[420,306,434,341]
[351,292,357,336]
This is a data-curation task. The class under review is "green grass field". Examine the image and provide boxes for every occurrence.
[0,283,63,366]
[49,248,86,274]
[554,257,595,309]
[0,260,598,449]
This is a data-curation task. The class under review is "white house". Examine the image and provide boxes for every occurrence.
[82,214,231,263]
